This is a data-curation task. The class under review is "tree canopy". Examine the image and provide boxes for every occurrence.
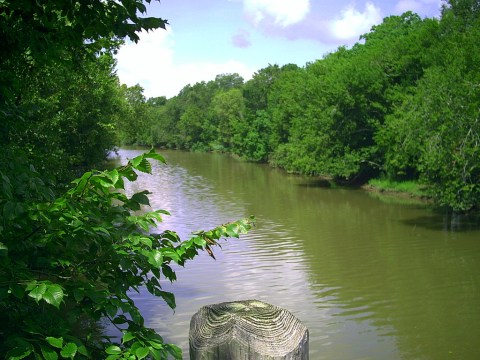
[121,1,479,212]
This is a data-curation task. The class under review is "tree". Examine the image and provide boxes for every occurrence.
[210,88,246,150]
[379,2,480,210]
[0,0,168,173]
[214,73,244,91]
[243,64,283,120]
[0,2,257,359]
[117,84,156,146]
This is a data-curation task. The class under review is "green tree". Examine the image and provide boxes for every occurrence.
[171,81,217,150]
[379,1,480,210]
[214,73,244,91]
[266,13,438,180]
[0,1,257,359]
[210,88,246,150]
[243,64,282,115]
[117,84,155,146]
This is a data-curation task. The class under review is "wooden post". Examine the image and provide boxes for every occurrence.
[189,300,309,359]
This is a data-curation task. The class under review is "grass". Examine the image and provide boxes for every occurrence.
[367,178,429,198]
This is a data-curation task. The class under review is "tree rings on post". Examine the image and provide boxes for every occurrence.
[189,299,309,359]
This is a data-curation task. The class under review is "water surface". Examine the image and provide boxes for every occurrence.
[115,148,480,359]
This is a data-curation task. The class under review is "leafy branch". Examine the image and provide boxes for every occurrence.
[0,149,254,359]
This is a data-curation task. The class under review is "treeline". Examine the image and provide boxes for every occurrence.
[119,2,480,212]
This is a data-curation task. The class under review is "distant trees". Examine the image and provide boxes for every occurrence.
[119,1,479,211]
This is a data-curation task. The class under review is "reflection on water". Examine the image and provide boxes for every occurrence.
[114,148,480,359]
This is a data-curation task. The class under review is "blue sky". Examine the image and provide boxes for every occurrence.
[115,0,443,98]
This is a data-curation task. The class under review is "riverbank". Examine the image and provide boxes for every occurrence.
[361,178,432,205]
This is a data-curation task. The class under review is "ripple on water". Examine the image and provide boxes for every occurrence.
[111,148,480,360]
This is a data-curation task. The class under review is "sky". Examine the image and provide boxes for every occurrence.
[115,0,444,99]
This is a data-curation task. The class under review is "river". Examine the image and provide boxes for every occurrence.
[113,148,480,359]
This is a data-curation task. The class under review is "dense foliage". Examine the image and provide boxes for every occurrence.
[0,150,253,359]
[122,1,479,212]
[0,1,254,359]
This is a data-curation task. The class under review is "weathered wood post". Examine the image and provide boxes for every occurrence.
[189,299,309,359]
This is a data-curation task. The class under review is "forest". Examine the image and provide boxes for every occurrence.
[0,0,479,359]
[118,1,480,213]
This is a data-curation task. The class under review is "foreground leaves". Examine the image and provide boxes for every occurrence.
[0,149,254,359]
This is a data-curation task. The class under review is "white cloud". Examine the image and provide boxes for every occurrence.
[242,0,310,27]
[115,28,254,99]
[330,2,383,41]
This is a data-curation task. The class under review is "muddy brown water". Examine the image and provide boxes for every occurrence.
[112,148,480,359]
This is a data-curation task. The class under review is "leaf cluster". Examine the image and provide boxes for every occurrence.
[0,149,255,359]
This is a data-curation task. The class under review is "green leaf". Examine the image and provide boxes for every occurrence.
[135,347,150,360]
[131,191,150,206]
[160,249,180,263]
[72,171,92,194]
[122,332,135,344]
[130,341,142,353]
[3,201,17,220]
[155,209,170,216]
[193,237,206,247]
[226,224,240,238]
[166,344,183,360]
[112,315,128,324]
[141,17,168,31]
[60,343,77,358]
[150,349,162,360]
[105,302,118,318]
[161,265,177,282]
[77,345,88,357]
[106,169,119,185]
[147,250,163,268]
[46,337,63,349]
[5,346,32,360]
[94,176,114,188]
[147,341,164,350]
[73,289,85,302]
[139,236,153,248]
[144,149,166,163]
[28,283,47,302]
[40,346,59,360]
[121,166,138,181]
[129,154,143,168]
[136,158,152,174]
[105,345,122,355]
[43,284,64,308]
[93,226,110,236]
[130,307,144,325]
[158,291,176,309]
[105,355,120,360]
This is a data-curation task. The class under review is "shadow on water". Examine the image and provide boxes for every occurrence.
[402,211,480,232]
[297,178,334,188]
